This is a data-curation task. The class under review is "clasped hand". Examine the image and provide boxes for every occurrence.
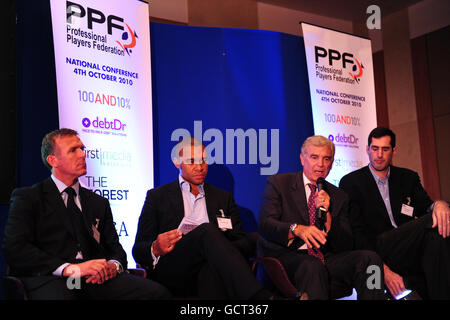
[63,259,117,284]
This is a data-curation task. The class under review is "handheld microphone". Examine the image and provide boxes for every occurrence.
[316,177,327,231]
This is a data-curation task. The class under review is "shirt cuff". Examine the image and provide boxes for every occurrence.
[53,263,70,277]
[428,202,436,213]
[151,242,160,270]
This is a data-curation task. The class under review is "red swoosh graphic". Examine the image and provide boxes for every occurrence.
[116,24,136,52]
[123,24,136,49]
[349,58,363,80]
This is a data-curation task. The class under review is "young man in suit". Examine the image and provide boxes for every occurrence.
[2,128,171,300]
[258,135,385,300]
[133,137,275,299]
[339,127,450,299]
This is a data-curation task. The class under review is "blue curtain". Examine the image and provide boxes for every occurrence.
[150,23,314,231]
[3,3,315,295]
[13,1,314,235]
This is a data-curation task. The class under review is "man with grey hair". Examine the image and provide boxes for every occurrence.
[258,135,385,299]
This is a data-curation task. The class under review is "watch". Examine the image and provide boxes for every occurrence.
[112,261,123,274]
[289,223,297,237]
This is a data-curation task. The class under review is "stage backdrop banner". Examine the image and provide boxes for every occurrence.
[50,0,153,266]
[301,23,377,185]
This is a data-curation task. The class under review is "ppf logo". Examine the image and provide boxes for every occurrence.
[82,116,127,131]
[315,46,365,83]
[66,1,138,56]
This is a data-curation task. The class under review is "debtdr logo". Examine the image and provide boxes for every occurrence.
[328,133,359,144]
[82,116,127,131]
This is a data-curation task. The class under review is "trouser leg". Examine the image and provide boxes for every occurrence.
[376,214,450,299]
[83,273,172,300]
[421,230,450,299]
[278,251,329,300]
[326,250,386,300]
[154,223,264,299]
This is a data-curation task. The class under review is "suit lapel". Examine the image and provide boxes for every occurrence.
[388,166,402,219]
[292,172,309,224]
[42,178,76,239]
[168,180,186,225]
[204,184,219,228]
[79,187,95,237]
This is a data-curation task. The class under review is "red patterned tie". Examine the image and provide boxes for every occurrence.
[307,183,325,264]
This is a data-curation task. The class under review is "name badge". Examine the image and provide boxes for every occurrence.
[401,204,414,217]
[217,217,233,230]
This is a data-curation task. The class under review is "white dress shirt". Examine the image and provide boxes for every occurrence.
[368,166,398,228]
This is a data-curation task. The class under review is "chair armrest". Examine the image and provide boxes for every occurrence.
[127,267,147,278]
[257,257,298,298]
[3,276,28,300]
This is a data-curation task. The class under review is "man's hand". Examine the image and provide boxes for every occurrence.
[432,200,450,238]
[315,190,332,232]
[316,190,330,212]
[294,225,327,249]
[63,259,117,285]
[152,229,183,256]
[384,264,406,298]
[325,212,332,233]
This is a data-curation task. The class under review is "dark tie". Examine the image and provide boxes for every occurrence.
[307,183,325,264]
[64,187,91,259]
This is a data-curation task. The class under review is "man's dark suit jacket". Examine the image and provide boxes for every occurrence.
[339,165,433,251]
[258,172,353,257]
[132,179,253,271]
[2,177,127,280]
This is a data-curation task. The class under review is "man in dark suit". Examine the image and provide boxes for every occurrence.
[258,135,385,300]
[133,137,275,299]
[2,128,171,300]
[339,127,450,299]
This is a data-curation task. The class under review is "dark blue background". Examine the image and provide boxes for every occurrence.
[1,0,313,299]
[150,22,313,231]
